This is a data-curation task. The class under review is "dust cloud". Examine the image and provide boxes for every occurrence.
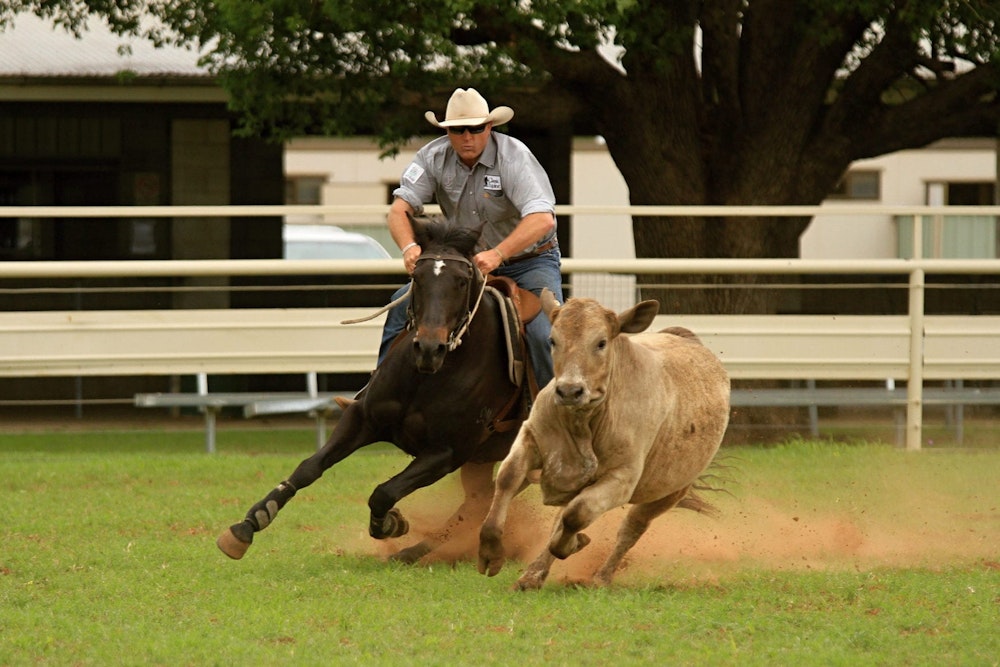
[362,485,998,585]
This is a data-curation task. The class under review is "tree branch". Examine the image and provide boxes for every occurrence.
[857,65,1000,158]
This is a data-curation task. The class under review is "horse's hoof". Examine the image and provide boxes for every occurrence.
[217,526,252,560]
[370,508,410,539]
[383,508,410,538]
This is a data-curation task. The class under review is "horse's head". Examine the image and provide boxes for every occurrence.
[408,214,484,373]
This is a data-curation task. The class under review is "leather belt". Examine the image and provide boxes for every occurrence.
[507,238,557,263]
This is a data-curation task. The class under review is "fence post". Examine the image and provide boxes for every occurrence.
[906,266,925,451]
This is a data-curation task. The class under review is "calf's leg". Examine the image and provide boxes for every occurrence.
[513,468,635,591]
[548,470,637,560]
[478,433,539,578]
[592,487,689,587]
[514,513,591,591]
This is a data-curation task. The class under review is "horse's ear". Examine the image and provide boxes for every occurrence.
[408,212,430,247]
[541,289,561,320]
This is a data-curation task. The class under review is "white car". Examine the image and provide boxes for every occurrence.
[283,224,391,260]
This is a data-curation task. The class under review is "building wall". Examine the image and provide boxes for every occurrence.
[285,136,998,261]
[804,138,998,259]
[0,101,283,313]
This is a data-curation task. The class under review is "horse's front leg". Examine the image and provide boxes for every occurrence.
[367,448,458,540]
[217,405,374,560]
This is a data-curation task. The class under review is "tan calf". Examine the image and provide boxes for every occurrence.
[478,291,730,589]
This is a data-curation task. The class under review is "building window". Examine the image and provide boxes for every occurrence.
[829,170,881,200]
[285,176,325,205]
[945,182,995,205]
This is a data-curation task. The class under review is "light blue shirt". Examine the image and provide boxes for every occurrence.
[392,133,557,253]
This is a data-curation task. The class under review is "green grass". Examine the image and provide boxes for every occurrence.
[1,429,998,665]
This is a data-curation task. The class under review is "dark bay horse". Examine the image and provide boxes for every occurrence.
[217,215,533,564]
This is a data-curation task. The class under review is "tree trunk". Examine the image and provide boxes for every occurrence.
[631,212,810,315]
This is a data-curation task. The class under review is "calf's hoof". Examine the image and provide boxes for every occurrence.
[217,523,253,560]
[513,571,546,591]
[477,553,506,577]
[390,542,432,565]
[550,532,591,560]
[478,528,505,576]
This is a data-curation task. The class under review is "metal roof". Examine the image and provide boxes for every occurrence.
[0,13,208,79]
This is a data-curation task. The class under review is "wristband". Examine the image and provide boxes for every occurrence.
[493,247,507,264]
[401,242,418,254]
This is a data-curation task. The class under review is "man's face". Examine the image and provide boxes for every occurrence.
[447,122,492,166]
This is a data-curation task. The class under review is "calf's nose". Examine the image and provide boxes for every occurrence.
[555,381,587,405]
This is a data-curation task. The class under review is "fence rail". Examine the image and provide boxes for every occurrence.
[3,204,999,451]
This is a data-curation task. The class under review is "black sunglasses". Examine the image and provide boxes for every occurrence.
[447,124,488,135]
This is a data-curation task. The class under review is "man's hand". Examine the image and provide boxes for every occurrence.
[474,249,504,275]
[403,244,422,274]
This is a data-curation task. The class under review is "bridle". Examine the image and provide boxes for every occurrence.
[409,252,487,352]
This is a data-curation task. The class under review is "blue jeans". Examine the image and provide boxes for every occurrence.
[378,248,563,389]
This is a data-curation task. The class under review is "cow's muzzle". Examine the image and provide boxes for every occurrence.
[555,380,596,408]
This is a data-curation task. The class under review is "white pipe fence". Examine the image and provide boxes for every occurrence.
[2,204,999,450]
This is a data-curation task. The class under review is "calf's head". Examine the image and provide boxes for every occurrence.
[541,290,660,409]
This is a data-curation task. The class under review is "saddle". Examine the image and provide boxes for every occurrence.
[485,276,541,324]
[485,276,541,399]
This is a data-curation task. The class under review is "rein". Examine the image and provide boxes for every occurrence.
[339,284,412,325]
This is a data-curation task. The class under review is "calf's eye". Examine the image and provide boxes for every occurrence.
[597,339,607,351]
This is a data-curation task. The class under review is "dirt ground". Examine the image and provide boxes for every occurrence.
[368,485,999,585]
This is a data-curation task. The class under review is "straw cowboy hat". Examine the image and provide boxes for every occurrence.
[425,88,514,128]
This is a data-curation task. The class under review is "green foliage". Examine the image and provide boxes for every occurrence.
[1,430,998,664]
[8,1,1000,209]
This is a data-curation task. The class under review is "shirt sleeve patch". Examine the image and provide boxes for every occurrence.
[403,163,425,185]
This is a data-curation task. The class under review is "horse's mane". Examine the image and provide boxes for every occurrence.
[411,214,481,257]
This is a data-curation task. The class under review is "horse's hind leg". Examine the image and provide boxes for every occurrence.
[391,461,495,564]
[217,406,374,560]
[591,487,689,587]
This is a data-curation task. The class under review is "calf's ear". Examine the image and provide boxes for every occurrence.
[618,299,659,333]
[540,288,562,320]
